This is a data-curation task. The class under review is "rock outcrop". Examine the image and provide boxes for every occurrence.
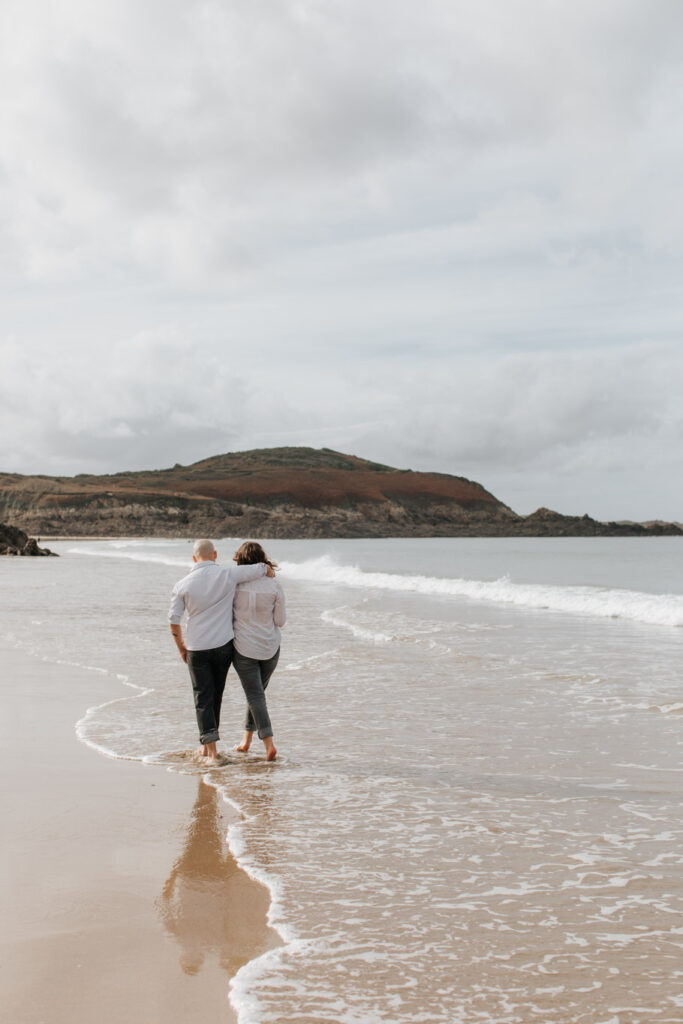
[0,448,679,539]
[0,523,57,555]
[513,507,681,537]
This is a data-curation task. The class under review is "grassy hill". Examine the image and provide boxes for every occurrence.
[0,447,517,537]
[1,447,678,538]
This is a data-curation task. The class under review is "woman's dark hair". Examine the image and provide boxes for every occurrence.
[233,541,278,571]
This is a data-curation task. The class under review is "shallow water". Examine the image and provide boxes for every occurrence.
[2,537,683,1023]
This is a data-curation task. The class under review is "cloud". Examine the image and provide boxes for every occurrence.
[3,328,679,519]
[349,342,683,517]
[3,0,683,284]
[389,343,681,468]
[0,329,248,472]
[0,1,682,519]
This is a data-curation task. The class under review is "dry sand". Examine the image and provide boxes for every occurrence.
[0,648,280,1023]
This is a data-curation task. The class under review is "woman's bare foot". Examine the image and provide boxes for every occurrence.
[264,737,277,762]
[234,731,253,753]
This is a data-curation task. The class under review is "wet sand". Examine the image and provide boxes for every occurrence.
[0,648,280,1024]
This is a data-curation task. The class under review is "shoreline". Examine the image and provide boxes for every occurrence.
[0,646,281,1023]
[25,531,683,543]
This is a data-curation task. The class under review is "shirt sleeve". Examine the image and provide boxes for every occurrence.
[273,583,286,627]
[168,583,185,624]
[230,562,268,583]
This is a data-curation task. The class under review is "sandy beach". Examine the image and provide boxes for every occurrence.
[0,647,280,1024]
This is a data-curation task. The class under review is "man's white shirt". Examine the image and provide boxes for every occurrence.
[168,561,266,651]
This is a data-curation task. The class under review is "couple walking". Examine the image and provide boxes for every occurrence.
[168,539,285,764]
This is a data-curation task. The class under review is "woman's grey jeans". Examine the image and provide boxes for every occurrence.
[232,647,280,739]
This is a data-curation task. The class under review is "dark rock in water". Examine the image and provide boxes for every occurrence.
[0,523,57,556]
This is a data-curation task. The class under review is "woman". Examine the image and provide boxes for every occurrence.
[231,541,285,761]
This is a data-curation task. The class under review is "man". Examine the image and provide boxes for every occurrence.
[168,538,274,763]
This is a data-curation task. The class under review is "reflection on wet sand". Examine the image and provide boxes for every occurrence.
[158,778,281,980]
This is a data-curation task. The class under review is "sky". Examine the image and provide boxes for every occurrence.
[1,0,682,520]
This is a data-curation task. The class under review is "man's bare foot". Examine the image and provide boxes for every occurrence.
[192,747,217,764]
[206,753,228,766]
[264,737,277,762]
[194,741,223,763]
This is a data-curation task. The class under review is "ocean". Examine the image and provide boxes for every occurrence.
[3,537,683,1024]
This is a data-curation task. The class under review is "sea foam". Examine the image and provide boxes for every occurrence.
[68,545,189,568]
[280,556,683,627]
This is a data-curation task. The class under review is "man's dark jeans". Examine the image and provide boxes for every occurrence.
[232,647,280,739]
[186,640,233,745]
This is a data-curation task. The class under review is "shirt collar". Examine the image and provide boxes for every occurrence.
[190,560,219,572]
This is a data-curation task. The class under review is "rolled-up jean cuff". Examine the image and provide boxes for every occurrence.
[200,728,220,745]
[258,726,273,740]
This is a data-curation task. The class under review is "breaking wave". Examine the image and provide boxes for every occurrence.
[279,556,683,627]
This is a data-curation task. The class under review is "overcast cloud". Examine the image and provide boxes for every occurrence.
[1,0,682,518]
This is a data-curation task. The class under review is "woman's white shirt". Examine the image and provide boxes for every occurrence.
[233,576,286,660]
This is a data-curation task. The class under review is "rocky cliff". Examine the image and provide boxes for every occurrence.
[0,523,56,555]
[0,447,679,539]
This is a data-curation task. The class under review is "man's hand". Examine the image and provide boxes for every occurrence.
[170,624,188,662]
[266,564,275,578]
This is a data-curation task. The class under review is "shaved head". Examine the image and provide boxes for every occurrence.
[193,538,216,561]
